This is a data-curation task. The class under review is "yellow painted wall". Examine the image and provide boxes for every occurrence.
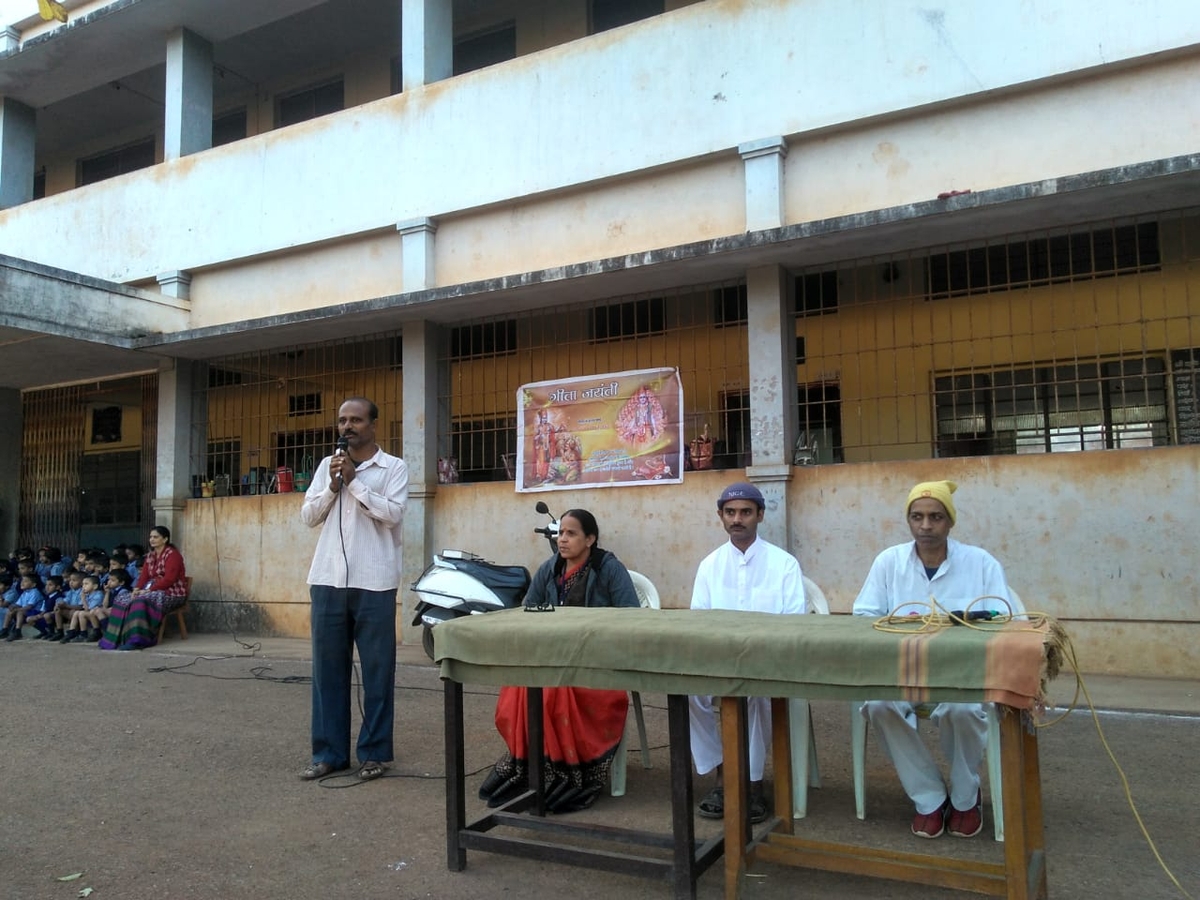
[798,224,1200,462]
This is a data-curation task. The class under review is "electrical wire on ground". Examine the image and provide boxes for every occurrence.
[873,596,1194,900]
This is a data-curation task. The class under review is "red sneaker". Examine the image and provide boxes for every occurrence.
[911,799,948,838]
[947,791,983,838]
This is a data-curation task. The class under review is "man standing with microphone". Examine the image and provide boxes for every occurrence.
[299,397,409,782]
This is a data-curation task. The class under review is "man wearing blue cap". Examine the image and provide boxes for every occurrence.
[689,481,807,824]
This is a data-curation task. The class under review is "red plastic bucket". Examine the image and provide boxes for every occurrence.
[276,466,294,492]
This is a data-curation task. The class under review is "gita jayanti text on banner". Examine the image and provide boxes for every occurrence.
[516,368,684,492]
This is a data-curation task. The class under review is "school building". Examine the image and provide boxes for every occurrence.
[1,0,1197,677]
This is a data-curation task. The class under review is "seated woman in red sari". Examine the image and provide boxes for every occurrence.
[99,525,188,651]
[478,509,640,812]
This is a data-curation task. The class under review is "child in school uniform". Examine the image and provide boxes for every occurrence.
[0,572,17,611]
[1,574,45,641]
[107,554,128,584]
[27,574,64,639]
[83,568,131,642]
[49,571,85,642]
[61,575,105,644]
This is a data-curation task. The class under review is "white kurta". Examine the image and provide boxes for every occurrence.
[689,536,806,781]
[853,538,1015,815]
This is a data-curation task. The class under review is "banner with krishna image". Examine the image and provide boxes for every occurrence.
[516,367,684,492]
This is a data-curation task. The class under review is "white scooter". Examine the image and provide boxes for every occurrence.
[409,502,560,659]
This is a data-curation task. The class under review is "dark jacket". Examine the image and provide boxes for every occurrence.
[524,547,640,609]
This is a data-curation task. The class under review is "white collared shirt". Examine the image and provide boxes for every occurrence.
[691,536,807,614]
[851,538,1017,618]
[301,447,409,591]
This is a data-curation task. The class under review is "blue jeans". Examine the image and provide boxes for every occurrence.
[310,585,397,768]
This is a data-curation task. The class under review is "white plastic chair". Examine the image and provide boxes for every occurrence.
[788,575,827,818]
[850,589,1023,841]
[609,570,658,796]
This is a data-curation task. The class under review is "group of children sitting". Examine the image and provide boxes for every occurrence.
[0,545,142,645]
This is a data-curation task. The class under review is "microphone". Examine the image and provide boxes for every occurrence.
[334,436,349,481]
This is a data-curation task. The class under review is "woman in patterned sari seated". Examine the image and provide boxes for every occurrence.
[478,509,639,812]
[99,525,188,651]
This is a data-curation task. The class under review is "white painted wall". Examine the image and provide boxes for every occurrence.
[1,0,1196,289]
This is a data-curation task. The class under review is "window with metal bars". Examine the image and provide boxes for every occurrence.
[206,440,241,484]
[451,417,517,483]
[450,321,517,360]
[934,358,1169,457]
[208,367,244,388]
[78,137,155,187]
[927,223,1160,299]
[793,211,1194,464]
[277,428,335,477]
[288,393,322,417]
[713,285,747,327]
[796,271,839,317]
[193,334,403,495]
[589,297,666,343]
[796,383,843,464]
[718,391,751,469]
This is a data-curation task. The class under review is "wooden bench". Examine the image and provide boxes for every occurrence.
[156,576,192,642]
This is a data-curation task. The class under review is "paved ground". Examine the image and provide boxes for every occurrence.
[3,632,1197,900]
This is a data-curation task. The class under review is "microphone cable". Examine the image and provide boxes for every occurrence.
[335,436,350,586]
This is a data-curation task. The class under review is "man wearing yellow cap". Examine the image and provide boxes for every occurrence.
[852,480,1015,840]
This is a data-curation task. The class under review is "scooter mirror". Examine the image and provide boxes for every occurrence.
[535,501,549,515]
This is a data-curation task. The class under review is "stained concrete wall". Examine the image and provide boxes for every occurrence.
[183,445,1199,679]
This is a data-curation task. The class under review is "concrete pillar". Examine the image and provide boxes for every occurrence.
[397,217,437,290]
[150,361,196,542]
[399,320,445,639]
[744,264,795,550]
[0,97,36,210]
[738,136,788,232]
[156,270,193,301]
[164,28,213,161]
[401,0,453,92]
[0,388,21,554]
[3,27,19,53]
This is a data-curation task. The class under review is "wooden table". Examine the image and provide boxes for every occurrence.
[717,697,1047,899]
[443,684,722,899]
[436,607,1056,900]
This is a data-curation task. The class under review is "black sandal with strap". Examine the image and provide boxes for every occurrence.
[748,793,770,824]
[697,785,724,819]
[357,761,388,781]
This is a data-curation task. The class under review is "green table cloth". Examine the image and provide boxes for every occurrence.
[436,608,1059,709]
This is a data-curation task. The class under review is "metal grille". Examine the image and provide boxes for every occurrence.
[18,373,158,551]
[139,374,158,528]
[193,333,404,494]
[793,210,1199,463]
[19,385,85,552]
[438,279,750,482]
